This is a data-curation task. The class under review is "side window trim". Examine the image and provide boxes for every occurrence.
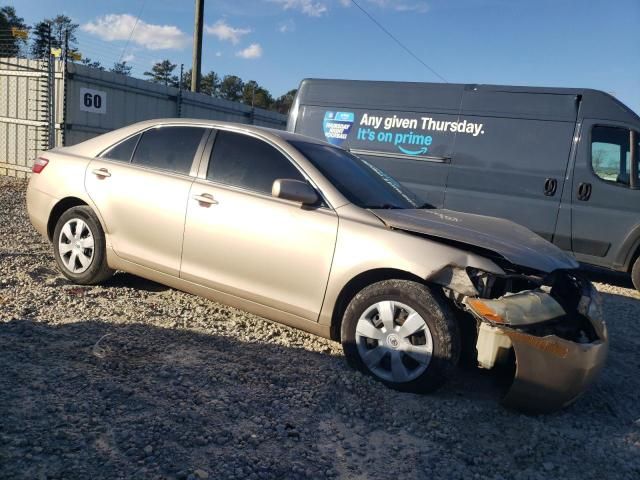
[190,128,213,177]
[199,128,332,208]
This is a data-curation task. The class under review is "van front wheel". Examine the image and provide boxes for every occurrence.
[632,257,640,292]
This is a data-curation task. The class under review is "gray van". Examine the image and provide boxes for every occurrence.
[287,79,640,290]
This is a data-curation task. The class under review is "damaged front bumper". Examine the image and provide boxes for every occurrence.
[501,319,607,413]
[462,275,608,414]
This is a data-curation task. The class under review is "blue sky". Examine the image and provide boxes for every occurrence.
[9,0,640,113]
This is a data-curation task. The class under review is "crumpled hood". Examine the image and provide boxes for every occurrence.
[371,208,579,273]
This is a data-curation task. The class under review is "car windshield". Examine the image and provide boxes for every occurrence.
[290,141,421,209]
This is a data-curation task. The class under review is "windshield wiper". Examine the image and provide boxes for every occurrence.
[363,204,403,210]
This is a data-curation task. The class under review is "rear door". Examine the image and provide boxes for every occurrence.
[180,129,338,321]
[444,91,578,242]
[570,121,640,269]
[85,125,209,276]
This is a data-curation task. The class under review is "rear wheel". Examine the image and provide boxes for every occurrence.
[341,280,460,393]
[52,206,114,285]
[632,257,640,292]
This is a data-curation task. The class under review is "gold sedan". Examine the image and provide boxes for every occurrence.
[27,119,607,413]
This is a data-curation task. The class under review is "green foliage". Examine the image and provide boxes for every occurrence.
[80,57,104,71]
[111,61,132,76]
[242,80,273,109]
[272,89,298,115]
[201,71,221,96]
[0,6,27,57]
[219,75,244,102]
[30,14,78,59]
[144,60,178,86]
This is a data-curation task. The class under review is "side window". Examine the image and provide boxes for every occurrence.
[591,126,638,186]
[131,126,206,174]
[101,134,140,162]
[207,130,304,194]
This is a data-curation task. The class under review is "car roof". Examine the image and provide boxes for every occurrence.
[61,118,329,157]
[132,118,326,145]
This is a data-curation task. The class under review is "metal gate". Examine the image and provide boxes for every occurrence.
[0,56,57,178]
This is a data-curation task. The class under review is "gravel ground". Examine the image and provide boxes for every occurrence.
[1,176,639,480]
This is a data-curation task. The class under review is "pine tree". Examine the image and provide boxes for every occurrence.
[30,15,78,59]
[80,57,104,70]
[219,75,244,102]
[0,6,28,57]
[242,80,273,109]
[144,60,178,86]
[201,71,221,96]
[272,89,298,114]
[111,61,132,76]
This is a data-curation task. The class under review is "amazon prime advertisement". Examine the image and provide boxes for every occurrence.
[300,107,484,159]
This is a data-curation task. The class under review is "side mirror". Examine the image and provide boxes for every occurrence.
[272,178,319,205]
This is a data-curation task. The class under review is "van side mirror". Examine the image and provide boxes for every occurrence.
[272,178,319,205]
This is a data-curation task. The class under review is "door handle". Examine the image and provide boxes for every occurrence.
[544,178,558,196]
[193,193,218,206]
[92,168,111,178]
[577,182,592,201]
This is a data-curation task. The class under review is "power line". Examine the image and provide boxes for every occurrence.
[118,0,147,64]
[349,0,448,83]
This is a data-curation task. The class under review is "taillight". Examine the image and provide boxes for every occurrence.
[32,157,49,174]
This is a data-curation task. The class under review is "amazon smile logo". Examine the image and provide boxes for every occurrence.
[397,145,429,156]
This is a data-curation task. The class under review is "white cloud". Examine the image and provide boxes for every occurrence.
[270,0,328,17]
[278,19,296,33]
[215,51,222,57]
[81,14,189,50]
[236,43,263,59]
[204,20,251,45]
[122,53,135,62]
[341,0,429,13]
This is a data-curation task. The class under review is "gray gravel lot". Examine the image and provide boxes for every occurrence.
[1,176,639,480]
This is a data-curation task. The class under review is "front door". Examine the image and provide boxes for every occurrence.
[180,129,338,321]
[570,120,640,269]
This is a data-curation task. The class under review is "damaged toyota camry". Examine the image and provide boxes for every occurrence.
[26,119,607,413]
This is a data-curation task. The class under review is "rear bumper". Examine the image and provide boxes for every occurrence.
[500,288,608,413]
[26,181,57,239]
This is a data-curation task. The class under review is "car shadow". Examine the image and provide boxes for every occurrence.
[1,316,638,480]
[101,272,170,293]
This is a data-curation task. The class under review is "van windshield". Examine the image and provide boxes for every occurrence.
[291,141,419,209]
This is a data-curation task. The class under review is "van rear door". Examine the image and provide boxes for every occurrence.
[444,90,578,242]
[569,120,640,270]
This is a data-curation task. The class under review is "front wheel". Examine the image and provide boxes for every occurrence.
[632,257,640,292]
[52,206,114,285]
[341,280,460,393]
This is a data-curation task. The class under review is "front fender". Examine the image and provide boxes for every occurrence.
[319,206,504,327]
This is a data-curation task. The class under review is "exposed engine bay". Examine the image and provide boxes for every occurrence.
[435,265,608,413]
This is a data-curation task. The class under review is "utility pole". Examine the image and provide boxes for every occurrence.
[191,0,204,93]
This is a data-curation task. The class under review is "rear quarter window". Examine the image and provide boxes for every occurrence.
[101,134,140,163]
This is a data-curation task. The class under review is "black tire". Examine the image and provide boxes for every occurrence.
[632,257,640,292]
[52,206,114,285]
[341,279,460,393]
